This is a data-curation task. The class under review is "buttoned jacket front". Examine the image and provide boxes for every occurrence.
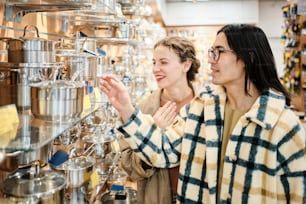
[118,85,306,204]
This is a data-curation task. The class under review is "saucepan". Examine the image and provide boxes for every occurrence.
[30,80,84,121]
[52,155,95,188]
[0,25,58,63]
[1,161,66,204]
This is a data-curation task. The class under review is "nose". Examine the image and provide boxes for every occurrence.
[152,64,161,72]
[207,56,216,64]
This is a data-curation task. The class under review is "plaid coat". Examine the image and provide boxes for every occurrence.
[118,85,306,204]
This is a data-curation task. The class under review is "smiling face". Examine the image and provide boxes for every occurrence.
[152,45,190,89]
[208,32,246,89]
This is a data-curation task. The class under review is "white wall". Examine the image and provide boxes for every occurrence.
[156,0,259,26]
[257,0,288,76]
[154,0,288,76]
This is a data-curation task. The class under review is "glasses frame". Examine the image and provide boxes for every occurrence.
[208,47,234,61]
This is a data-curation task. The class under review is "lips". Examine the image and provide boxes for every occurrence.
[154,74,166,82]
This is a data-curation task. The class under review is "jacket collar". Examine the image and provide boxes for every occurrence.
[197,85,287,130]
[243,89,286,130]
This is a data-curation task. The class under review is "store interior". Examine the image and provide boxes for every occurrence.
[0,0,305,203]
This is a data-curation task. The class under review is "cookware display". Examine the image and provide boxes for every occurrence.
[1,161,66,204]
[0,0,158,202]
[0,25,63,110]
[0,62,63,109]
[0,143,51,172]
[30,80,85,121]
[52,155,95,188]
[55,50,99,82]
[0,25,58,63]
[100,187,137,204]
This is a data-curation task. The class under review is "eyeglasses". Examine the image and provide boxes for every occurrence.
[208,47,234,61]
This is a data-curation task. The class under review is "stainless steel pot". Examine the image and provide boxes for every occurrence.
[0,63,63,110]
[0,25,57,63]
[52,156,94,188]
[100,187,137,204]
[55,49,98,81]
[30,80,84,121]
[1,163,66,204]
[0,143,51,172]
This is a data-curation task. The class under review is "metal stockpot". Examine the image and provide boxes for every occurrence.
[0,143,51,172]
[30,80,84,121]
[55,49,98,81]
[0,62,63,109]
[52,156,94,188]
[1,163,66,204]
[0,25,57,63]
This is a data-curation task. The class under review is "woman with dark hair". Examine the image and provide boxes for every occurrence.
[119,36,200,204]
[100,24,306,203]
[216,24,290,104]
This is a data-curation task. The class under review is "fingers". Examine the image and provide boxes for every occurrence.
[101,74,117,81]
[153,101,177,129]
[100,75,127,93]
[161,102,177,124]
[160,101,177,117]
[100,80,112,94]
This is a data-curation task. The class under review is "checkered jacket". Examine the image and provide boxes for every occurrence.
[118,85,306,204]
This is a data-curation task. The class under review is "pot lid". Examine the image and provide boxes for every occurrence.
[30,80,84,88]
[1,169,66,198]
[54,156,94,171]
[83,133,115,144]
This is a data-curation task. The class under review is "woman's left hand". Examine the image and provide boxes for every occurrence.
[153,101,177,129]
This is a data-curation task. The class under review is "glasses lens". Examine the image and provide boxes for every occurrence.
[208,48,215,60]
[208,48,219,61]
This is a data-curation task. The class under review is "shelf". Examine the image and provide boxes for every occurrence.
[0,103,103,152]
[93,37,140,46]
[0,62,64,70]
[5,0,95,22]
[64,13,126,27]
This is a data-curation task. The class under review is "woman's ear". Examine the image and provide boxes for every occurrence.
[183,60,192,72]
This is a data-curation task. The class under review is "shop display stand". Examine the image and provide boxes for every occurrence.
[281,1,306,117]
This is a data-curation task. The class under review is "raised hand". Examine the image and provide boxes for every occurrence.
[100,74,135,122]
[153,101,177,129]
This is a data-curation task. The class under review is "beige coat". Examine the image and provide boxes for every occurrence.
[119,89,174,204]
[119,86,306,203]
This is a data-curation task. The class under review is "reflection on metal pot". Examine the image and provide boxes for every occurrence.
[30,80,84,121]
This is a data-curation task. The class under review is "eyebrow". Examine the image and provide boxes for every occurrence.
[153,57,169,61]
[213,45,227,49]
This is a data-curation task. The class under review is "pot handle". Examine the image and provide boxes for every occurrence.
[0,37,23,43]
[18,159,47,170]
[5,150,23,157]
[23,25,40,38]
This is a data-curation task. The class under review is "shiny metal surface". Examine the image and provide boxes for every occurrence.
[53,156,94,188]
[30,80,85,121]
[0,143,51,172]
[2,169,66,199]
[0,102,102,152]
[0,62,63,108]
[100,187,137,204]
[2,25,58,63]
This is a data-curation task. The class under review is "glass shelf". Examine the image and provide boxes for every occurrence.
[44,11,125,27]
[5,0,98,22]
[94,37,139,46]
[1,103,103,152]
